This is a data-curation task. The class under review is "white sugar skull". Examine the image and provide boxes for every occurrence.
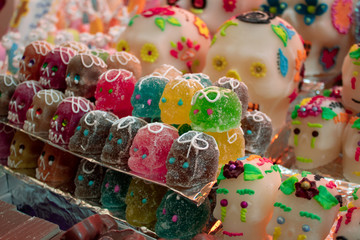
[0,74,19,116]
[266,173,341,240]
[23,89,65,134]
[263,0,355,85]
[289,96,348,169]
[117,6,211,75]
[8,81,43,126]
[203,11,306,134]
[65,53,107,99]
[68,110,118,157]
[49,97,95,147]
[334,206,360,240]
[214,156,282,239]
[39,47,77,91]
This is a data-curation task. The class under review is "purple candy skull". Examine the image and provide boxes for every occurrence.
[49,97,95,147]
[39,46,77,91]
[7,81,43,126]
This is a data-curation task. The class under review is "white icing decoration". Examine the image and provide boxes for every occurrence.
[99,69,133,83]
[52,47,77,65]
[7,156,22,168]
[110,51,140,65]
[36,168,50,181]
[1,75,17,87]
[84,110,115,126]
[247,110,271,122]
[146,122,177,134]
[63,97,93,114]
[82,161,96,174]
[137,75,169,91]
[61,41,88,53]
[31,41,51,56]
[80,54,107,69]
[0,124,14,134]
[152,64,182,77]
[115,116,136,130]
[191,87,231,105]
[172,76,203,89]
[177,131,209,158]
[49,129,65,144]
[218,76,244,91]
[24,81,42,95]
[227,130,238,144]
[36,89,65,106]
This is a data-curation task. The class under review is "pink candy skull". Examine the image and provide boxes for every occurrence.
[95,69,136,118]
[128,123,179,182]
[49,97,95,147]
[8,81,43,126]
[39,47,77,91]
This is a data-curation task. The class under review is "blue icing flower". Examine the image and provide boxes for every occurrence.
[279,23,295,40]
[278,48,288,77]
[294,0,328,25]
[261,0,288,15]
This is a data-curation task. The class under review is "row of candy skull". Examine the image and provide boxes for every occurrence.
[0,74,19,116]
[54,29,79,45]
[214,156,282,240]
[18,41,52,82]
[39,46,77,91]
[95,69,137,118]
[88,48,110,63]
[117,6,211,75]
[60,41,89,54]
[101,116,147,169]
[23,89,65,134]
[65,53,107,99]
[106,51,142,80]
[49,97,95,147]
[8,81,43,126]
[0,123,15,165]
[203,11,306,134]
[267,173,340,240]
[69,110,118,157]
[290,96,348,169]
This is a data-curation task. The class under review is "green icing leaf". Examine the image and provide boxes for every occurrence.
[280,176,298,195]
[271,165,282,178]
[291,105,300,119]
[349,48,360,60]
[166,16,181,26]
[323,89,331,97]
[339,206,348,212]
[243,164,264,181]
[301,171,312,177]
[321,107,337,120]
[217,166,226,184]
[211,35,217,46]
[155,17,166,31]
[352,119,360,130]
[313,185,339,210]
[353,187,359,200]
[129,15,139,27]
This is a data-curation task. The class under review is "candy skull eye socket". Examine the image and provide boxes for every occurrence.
[302,224,310,232]
[19,144,25,150]
[36,108,42,115]
[18,103,25,109]
[293,128,300,135]
[312,130,319,137]
[74,74,80,84]
[48,155,55,162]
[21,56,25,60]
[67,73,70,78]
[12,140,16,145]
[62,119,68,127]
[277,216,285,224]
[41,151,45,156]
[28,59,36,67]
[51,66,58,72]
[42,62,48,68]
[52,114,58,121]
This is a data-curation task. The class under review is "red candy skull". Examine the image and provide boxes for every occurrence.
[95,69,136,118]
[49,97,95,147]
[18,41,52,82]
[8,81,43,126]
[39,46,77,91]
[23,89,65,134]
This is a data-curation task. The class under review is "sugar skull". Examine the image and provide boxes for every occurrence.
[214,156,282,239]
[18,41,52,82]
[65,53,108,99]
[88,48,110,63]
[334,206,360,240]
[117,6,211,75]
[101,116,147,168]
[100,169,132,219]
[23,89,65,134]
[190,86,242,132]
[36,143,80,188]
[7,130,44,176]
[152,64,183,81]
[241,110,273,156]
[266,173,341,240]
[125,178,168,229]
[74,159,105,200]
[183,73,213,88]
[49,97,95,147]
[128,123,179,181]
[69,110,118,157]
[106,51,142,80]
[60,41,89,54]
[8,81,43,126]
[0,123,15,165]
[165,131,219,189]
[290,96,348,169]
[214,77,248,120]
[203,11,306,133]
[0,74,19,116]
[95,69,137,118]
[39,47,77,91]
[131,75,169,120]
[341,43,360,114]
[155,190,211,240]
[159,76,204,125]
[263,0,355,85]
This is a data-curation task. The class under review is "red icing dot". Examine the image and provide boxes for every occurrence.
[162,208,166,215]
[136,94,141,100]
[193,109,199,114]
[351,77,356,90]
[240,201,248,208]
[114,185,120,193]
[207,109,213,115]
[172,215,178,222]
[36,108,42,115]
[220,199,228,207]
[147,99,152,106]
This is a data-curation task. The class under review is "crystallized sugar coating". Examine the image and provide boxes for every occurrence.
[190,86,242,132]
[107,51,142,80]
[183,73,212,88]
[152,64,182,81]
[166,131,219,189]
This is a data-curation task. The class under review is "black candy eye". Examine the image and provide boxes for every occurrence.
[48,155,55,162]
[19,144,25,150]
[312,131,319,137]
[293,128,300,135]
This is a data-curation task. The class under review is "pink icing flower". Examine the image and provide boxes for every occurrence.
[142,7,175,18]
[223,0,237,12]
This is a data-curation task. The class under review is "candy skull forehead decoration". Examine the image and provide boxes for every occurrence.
[19,41,52,82]
[60,41,88,53]
[341,43,360,114]
[152,64,182,81]
[214,156,282,239]
[23,89,65,134]
[203,11,305,133]
[49,97,95,146]
[267,172,340,240]
[290,96,348,169]
[183,73,212,88]
[8,81,43,126]
[65,53,107,99]
[117,6,211,75]
[106,51,142,80]
[39,46,77,91]
[95,69,136,118]
[0,74,19,116]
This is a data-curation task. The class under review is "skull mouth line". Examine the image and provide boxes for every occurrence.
[36,168,50,181]
[39,76,51,87]
[23,120,35,133]
[49,129,65,144]
[65,90,75,97]
[18,72,30,82]
[7,156,23,168]
[7,112,20,124]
